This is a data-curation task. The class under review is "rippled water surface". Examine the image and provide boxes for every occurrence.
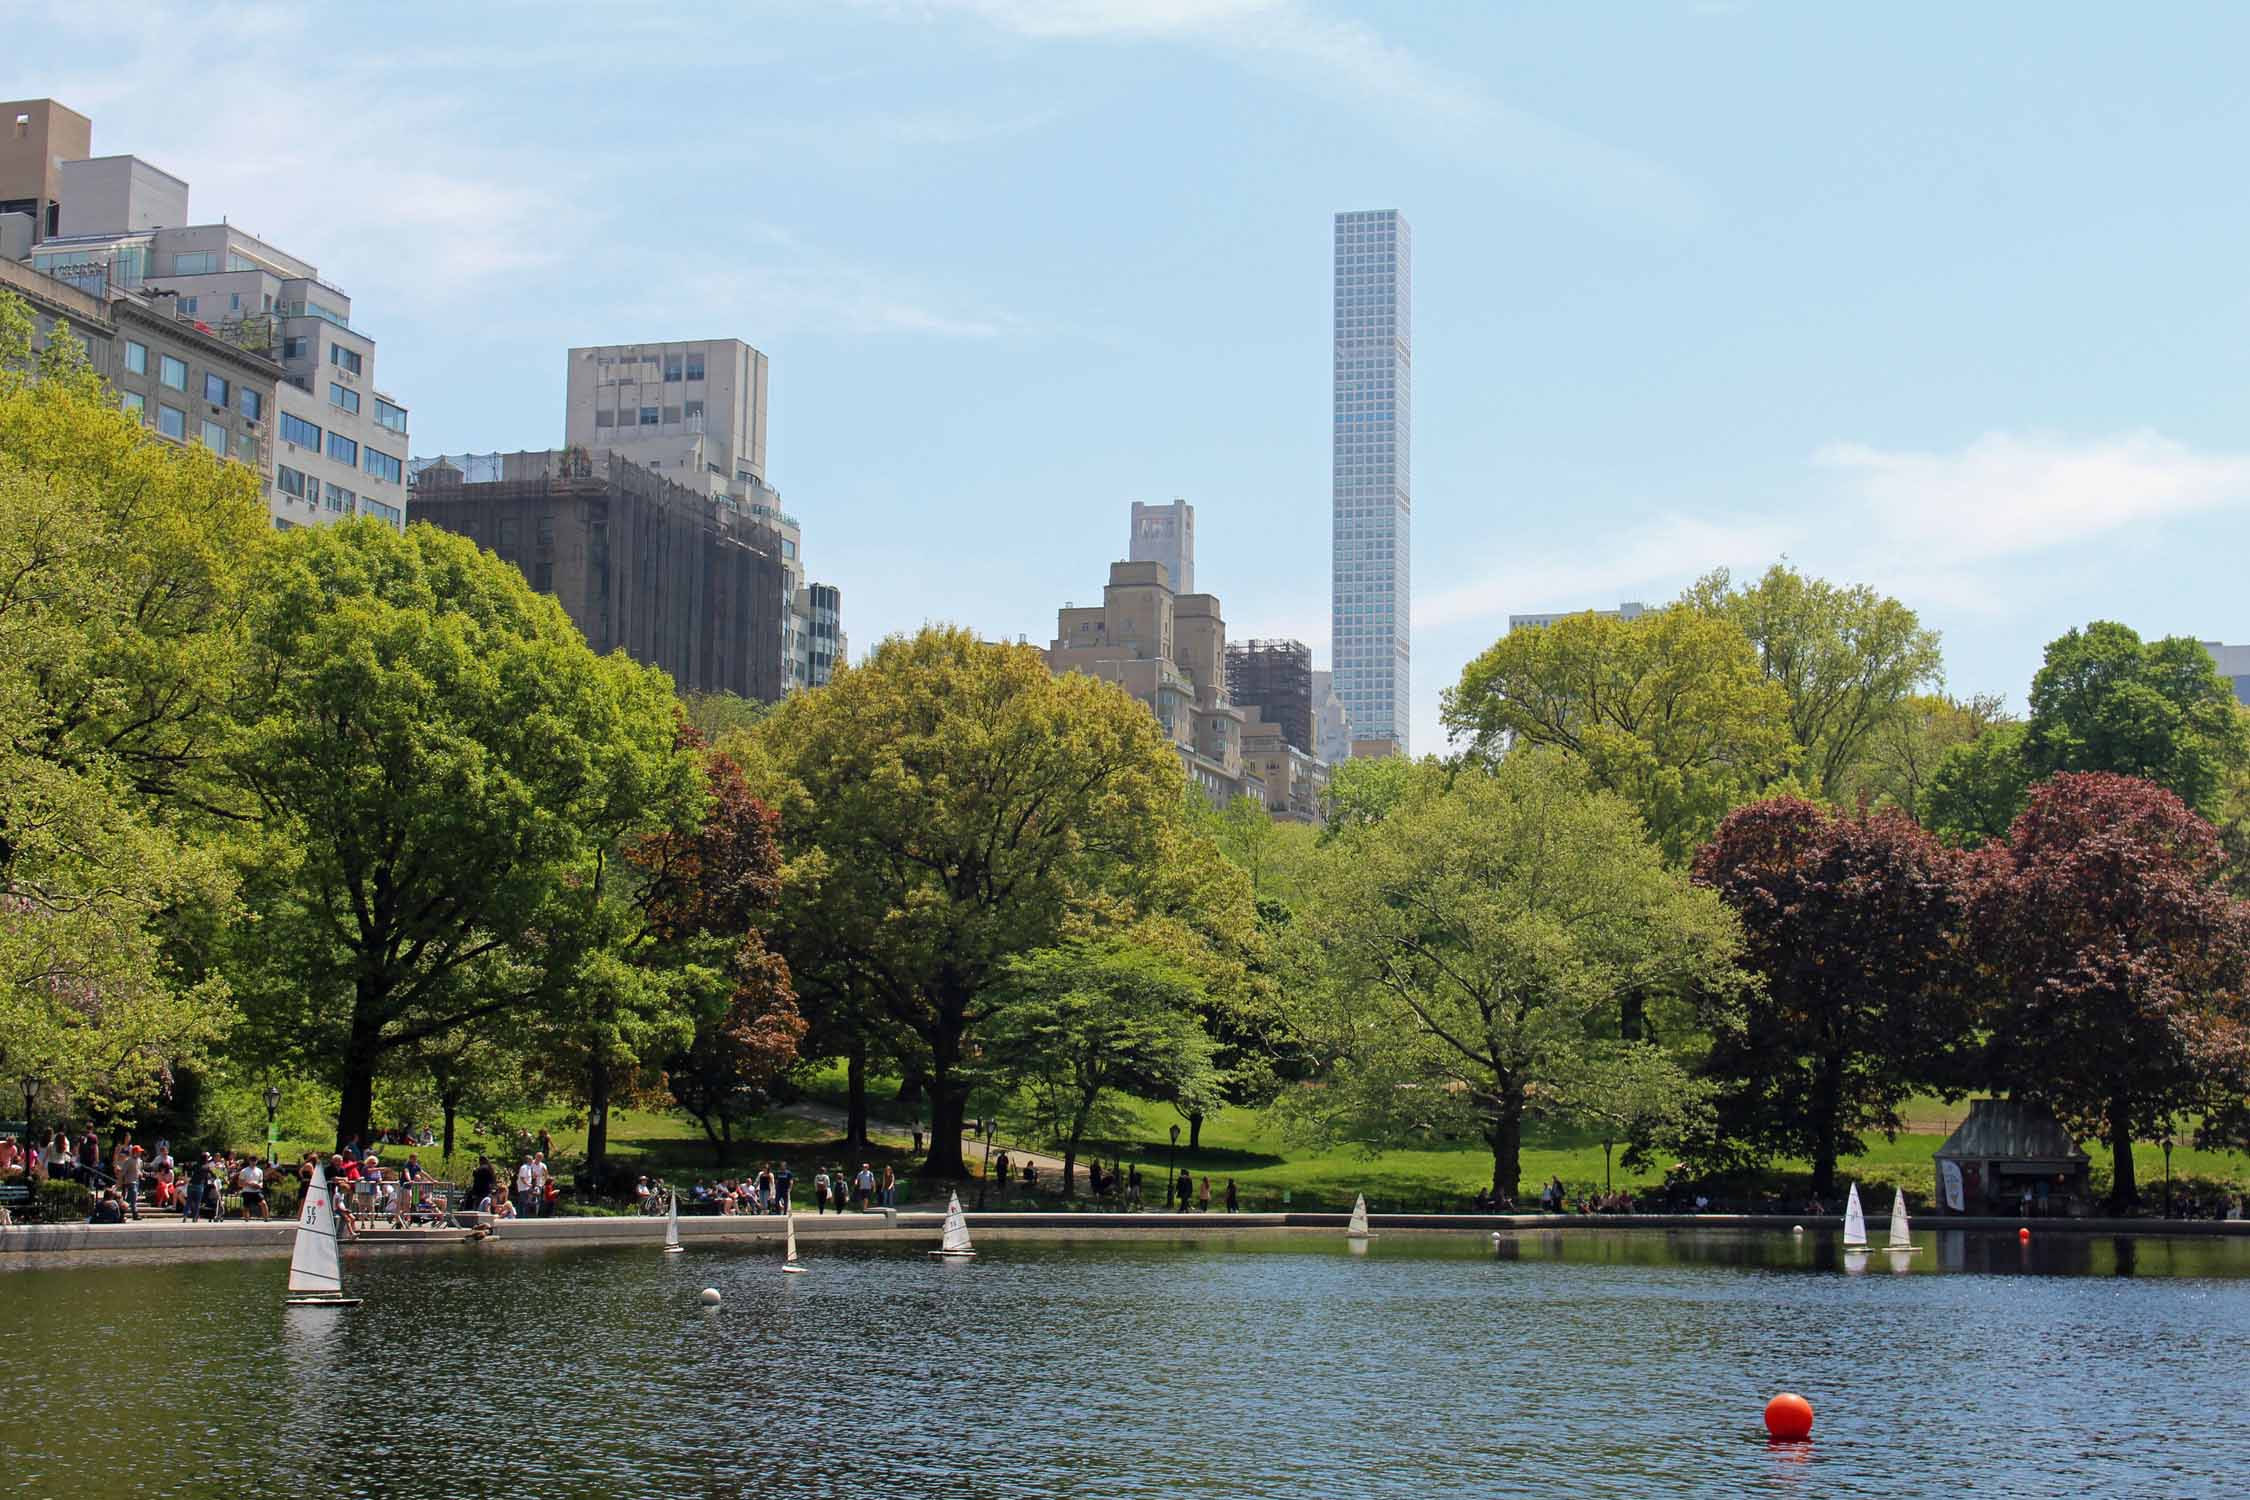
[3,1227,2247,1498]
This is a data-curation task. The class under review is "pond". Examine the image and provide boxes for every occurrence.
[2,1227,2244,1498]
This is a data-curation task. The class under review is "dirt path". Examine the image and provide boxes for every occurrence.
[773,1100,1085,1188]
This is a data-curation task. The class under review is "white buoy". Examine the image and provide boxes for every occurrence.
[1792,1225,1804,1234]
[699,1287,722,1306]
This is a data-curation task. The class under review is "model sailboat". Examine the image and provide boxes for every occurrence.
[929,1192,976,1259]
[1346,1193,1374,1241]
[1886,1187,1919,1253]
[285,1163,361,1308]
[1842,1183,1869,1250]
[783,1211,807,1274]
[664,1192,685,1254]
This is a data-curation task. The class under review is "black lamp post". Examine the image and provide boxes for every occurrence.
[2163,1135,2175,1219]
[1168,1123,1181,1212]
[976,1117,997,1210]
[264,1085,282,1165]
[23,1076,40,1143]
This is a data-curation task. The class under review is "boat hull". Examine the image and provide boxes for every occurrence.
[928,1250,977,1259]
[285,1296,363,1308]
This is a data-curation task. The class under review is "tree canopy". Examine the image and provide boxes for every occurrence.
[2021,621,2249,812]
[1286,753,1746,1201]
[1441,605,1796,864]
[222,519,698,1149]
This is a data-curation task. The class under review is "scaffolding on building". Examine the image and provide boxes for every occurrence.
[1226,637,1315,755]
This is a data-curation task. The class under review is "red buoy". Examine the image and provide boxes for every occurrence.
[1764,1392,1815,1442]
[2019,1227,2031,1242]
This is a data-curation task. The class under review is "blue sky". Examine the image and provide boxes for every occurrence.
[19,2,2250,753]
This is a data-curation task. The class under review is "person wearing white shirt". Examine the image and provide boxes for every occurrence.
[515,1158,535,1216]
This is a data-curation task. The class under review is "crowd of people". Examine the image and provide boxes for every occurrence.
[621,1161,903,1217]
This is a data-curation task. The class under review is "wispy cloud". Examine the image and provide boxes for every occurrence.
[1418,429,2250,635]
[1815,430,2250,563]
[877,0,1709,228]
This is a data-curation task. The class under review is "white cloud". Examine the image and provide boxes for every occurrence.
[1415,515,1791,632]
[1815,429,2250,563]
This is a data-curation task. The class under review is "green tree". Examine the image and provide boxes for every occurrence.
[1286,754,1746,1200]
[1317,754,1417,841]
[1685,564,1943,800]
[1922,722,2036,847]
[984,937,1221,1197]
[2022,621,2250,811]
[1441,606,1796,864]
[748,627,1221,1177]
[223,520,698,1150]
[1848,692,2011,819]
[1555,1042,1715,1194]
[0,292,260,1116]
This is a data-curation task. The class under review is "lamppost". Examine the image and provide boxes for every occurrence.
[23,1076,40,1144]
[2163,1135,2175,1219]
[1167,1124,1181,1212]
[264,1085,283,1165]
[976,1117,997,1210]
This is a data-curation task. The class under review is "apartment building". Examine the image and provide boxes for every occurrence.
[409,449,791,702]
[1129,498,1195,594]
[3,103,409,532]
[1048,560,1327,819]
[0,99,90,242]
[1508,601,1648,632]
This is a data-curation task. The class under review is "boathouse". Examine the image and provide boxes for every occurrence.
[1933,1099,2092,1217]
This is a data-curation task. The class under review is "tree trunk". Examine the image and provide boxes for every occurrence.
[586,1060,612,1188]
[1187,1110,1203,1151]
[846,1045,870,1153]
[1060,1144,1077,1199]
[1486,1082,1525,1202]
[2108,1088,2137,1214]
[1620,988,1647,1043]
[336,1017,379,1154]
[1604,1140,1613,1193]
[441,1093,458,1163]
[923,1014,970,1178]
[1810,1049,1843,1197]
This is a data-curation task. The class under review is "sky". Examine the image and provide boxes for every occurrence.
[17,2,2250,754]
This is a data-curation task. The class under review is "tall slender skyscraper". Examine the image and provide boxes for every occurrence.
[1331,209,1411,754]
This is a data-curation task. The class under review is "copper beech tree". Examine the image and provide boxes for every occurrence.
[1974,772,2250,1211]
[1691,798,1975,1195]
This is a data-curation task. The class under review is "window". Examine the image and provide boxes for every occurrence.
[238,387,263,421]
[639,406,659,426]
[324,482,353,512]
[594,409,614,428]
[662,405,681,424]
[234,431,257,462]
[329,382,360,414]
[363,448,402,485]
[178,297,198,316]
[120,390,145,417]
[123,340,147,375]
[274,518,295,531]
[499,518,519,547]
[534,561,554,593]
[277,466,307,498]
[360,498,403,528]
[685,353,704,381]
[280,412,321,449]
[157,404,186,440]
[199,418,228,452]
[172,251,218,275]
[329,344,363,376]
[282,336,309,360]
[326,432,358,466]
[537,514,555,545]
[664,355,683,382]
[683,399,703,421]
[374,398,407,434]
[204,372,229,406]
[158,354,187,391]
[227,252,259,273]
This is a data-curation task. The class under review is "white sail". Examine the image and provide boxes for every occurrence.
[1346,1193,1372,1239]
[1887,1187,1915,1250]
[1843,1183,1868,1248]
[664,1192,681,1251]
[288,1163,346,1296]
[940,1192,973,1255]
[785,1212,800,1265]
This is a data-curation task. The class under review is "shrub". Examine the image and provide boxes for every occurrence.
[31,1180,93,1223]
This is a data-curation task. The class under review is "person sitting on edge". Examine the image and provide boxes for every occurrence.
[89,1189,125,1225]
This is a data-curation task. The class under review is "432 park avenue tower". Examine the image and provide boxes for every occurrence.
[1330,209,1410,754]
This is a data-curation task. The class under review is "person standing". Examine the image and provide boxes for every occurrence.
[470,1156,496,1217]
[879,1165,896,1208]
[755,1162,777,1214]
[515,1156,535,1218]
[115,1143,143,1221]
[80,1127,101,1187]
[813,1167,831,1215]
[1197,1176,1212,1213]
[1224,1178,1238,1213]
[1176,1169,1193,1212]
[775,1162,794,1215]
[855,1163,875,1211]
[530,1153,550,1217]
[239,1157,267,1220]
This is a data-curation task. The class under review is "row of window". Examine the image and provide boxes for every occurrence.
[275,467,403,528]
[276,412,402,484]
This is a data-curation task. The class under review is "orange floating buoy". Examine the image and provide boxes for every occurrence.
[1764,1392,1815,1442]
[2019,1227,2031,1242]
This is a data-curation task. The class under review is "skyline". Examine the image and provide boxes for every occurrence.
[15,4,2250,751]
[1331,208,1411,753]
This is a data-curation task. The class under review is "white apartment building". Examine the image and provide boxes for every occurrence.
[1508,601,1648,632]
[12,132,408,532]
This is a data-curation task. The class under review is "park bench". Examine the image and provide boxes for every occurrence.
[0,1182,29,1225]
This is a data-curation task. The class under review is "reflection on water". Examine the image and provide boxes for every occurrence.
[3,1228,2248,1498]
